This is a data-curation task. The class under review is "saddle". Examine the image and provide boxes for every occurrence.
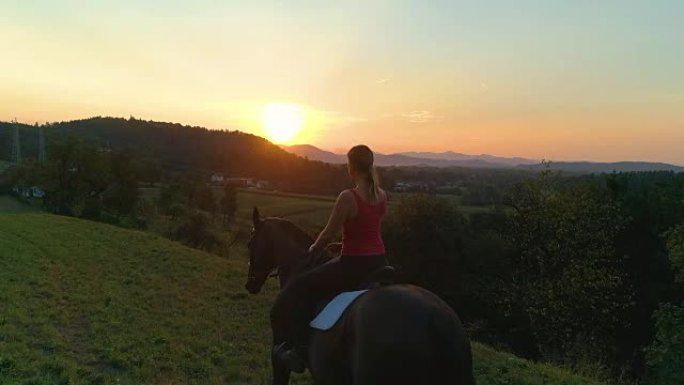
[357,265,396,289]
[319,243,396,288]
[309,264,396,331]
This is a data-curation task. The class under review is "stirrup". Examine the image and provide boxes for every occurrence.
[273,342,306,373]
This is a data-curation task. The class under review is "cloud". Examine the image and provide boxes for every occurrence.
[402,110,436,123]
[376,78,391,84]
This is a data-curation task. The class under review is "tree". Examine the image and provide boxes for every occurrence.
[506,170,634,369]
[220,184,237,226]
[193,183,216,213]
[158,181,185,215]
[383,194,468,301]
[40,137,110,216]
[102,151,139,219]
[646,225,684,385]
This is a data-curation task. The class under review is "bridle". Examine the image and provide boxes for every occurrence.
[247,222,334,288]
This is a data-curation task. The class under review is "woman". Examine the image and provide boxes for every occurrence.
[271,144,388,373]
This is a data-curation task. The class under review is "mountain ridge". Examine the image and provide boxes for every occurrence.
[282,144,684,173]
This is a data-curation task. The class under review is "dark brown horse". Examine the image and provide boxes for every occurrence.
[245,207,475,385]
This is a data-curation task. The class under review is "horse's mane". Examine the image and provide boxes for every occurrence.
[266,217,314,247]
[266,217,336,267]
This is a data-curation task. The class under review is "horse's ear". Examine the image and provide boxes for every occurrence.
[252,206,261,229]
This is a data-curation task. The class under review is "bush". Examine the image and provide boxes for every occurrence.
[646,304,684,385]
[645,225,684,384]
[170,210,226,255]
[383,194,467,305]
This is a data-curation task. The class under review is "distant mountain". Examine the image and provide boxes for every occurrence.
[281,145,346,164]
[282,144,684,173]
[398,151,538,166]
[281,145,515,169]
[518,161,684,173]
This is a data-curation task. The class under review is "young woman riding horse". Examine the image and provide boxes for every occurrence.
[271,144,388,372]
[246,145,475,385]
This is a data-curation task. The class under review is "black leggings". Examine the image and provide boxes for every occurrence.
[270,254,387,348]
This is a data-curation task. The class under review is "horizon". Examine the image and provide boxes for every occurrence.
[2,1,683,164]
[5,114,684,166]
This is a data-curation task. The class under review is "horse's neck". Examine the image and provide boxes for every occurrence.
[277,249,333,289]
[276,249,305,288]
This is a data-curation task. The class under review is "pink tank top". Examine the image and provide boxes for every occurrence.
[341,189,386,256]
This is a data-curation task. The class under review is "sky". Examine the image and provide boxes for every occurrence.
[1,0,683,164]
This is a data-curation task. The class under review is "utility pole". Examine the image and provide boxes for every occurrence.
[38,125,46,162]
[10,120,21,164]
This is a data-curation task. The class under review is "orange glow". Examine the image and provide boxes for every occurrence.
[260,103,304,144]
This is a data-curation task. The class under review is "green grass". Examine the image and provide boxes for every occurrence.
[0,213,605,385]
[139,188,335,233]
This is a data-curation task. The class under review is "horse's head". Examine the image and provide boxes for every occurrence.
[245,207,314,294]
[245,207,275,294]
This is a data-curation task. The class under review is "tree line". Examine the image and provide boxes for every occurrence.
[383,169,684,384]
[7,136,238,256]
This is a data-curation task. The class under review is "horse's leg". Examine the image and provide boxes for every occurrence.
[271,349,291,385]
[270,297,294,385]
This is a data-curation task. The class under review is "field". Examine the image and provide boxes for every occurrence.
[233,189,334,232]
[139,188,497,235]
[0,212,605,385]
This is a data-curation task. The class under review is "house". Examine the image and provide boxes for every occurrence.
[255,180,271,189]
[225,177,251,188]
[210,173,225,185]
[393,181,430,192]
[12,185,45,199]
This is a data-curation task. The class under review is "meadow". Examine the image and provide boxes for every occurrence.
[139,187,497,236]
[0,196,605,385]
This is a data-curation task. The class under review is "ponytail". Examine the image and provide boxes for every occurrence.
[367,165,379,203]
[347,144,381,203]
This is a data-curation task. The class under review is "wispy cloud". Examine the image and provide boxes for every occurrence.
[402,110,437,123]
[376,78,391,84]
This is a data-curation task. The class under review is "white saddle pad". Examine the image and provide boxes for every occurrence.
[309,290,368,330]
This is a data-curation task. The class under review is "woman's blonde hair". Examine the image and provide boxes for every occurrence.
[347,145,380,203]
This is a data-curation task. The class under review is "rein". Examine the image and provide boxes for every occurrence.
[266,248,333,280]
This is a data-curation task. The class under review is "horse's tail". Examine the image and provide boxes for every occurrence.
[431,309,476,385]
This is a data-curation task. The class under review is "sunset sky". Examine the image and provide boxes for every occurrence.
[1,1,683,164]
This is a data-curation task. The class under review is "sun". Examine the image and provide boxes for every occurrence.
[260,103,304,144]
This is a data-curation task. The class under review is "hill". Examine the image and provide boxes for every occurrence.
[282,144,684,173]
[0,118,350,195]
[0,212,605,385]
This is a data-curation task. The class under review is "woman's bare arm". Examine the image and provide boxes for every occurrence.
[309,191,354,252]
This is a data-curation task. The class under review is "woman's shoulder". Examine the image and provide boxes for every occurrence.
[337,189,357,204]
[378,188,388,202]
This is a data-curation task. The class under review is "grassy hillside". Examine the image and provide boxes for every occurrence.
[0,213,605,385]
